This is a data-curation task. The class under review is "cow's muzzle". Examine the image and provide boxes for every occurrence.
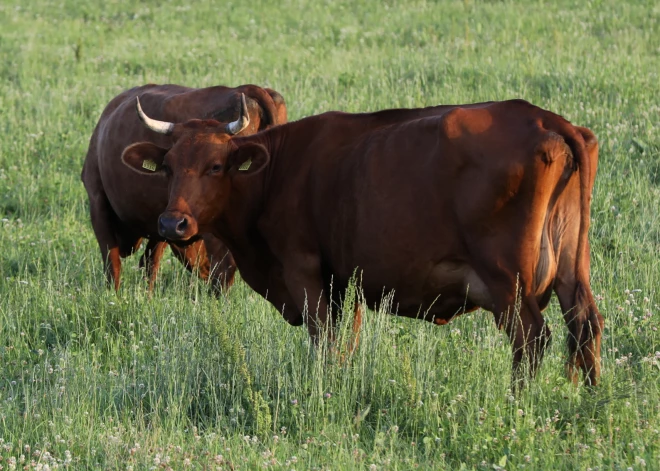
[158,212,197,241]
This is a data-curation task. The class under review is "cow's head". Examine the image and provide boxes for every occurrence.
[121,94,269,241]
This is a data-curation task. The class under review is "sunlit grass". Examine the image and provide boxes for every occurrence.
[1,0,659,469]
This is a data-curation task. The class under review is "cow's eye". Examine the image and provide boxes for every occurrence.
[209,164,223,174]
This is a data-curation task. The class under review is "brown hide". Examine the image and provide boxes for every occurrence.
[81,83,287,292]
[126,99,603,386]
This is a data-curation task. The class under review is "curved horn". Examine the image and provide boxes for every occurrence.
[136,97,175,135]
[225,93,250,135]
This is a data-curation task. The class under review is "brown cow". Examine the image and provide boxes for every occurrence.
[122,99,604,386]
[81,84,287,292]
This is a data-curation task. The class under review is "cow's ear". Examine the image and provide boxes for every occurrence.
[121,142,168,175]
[227,143,270,177]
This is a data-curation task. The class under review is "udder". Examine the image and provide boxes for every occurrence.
[418,261,494,321]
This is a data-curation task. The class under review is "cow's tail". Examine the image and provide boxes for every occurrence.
[563,128,593,285]
[562,125,604,385]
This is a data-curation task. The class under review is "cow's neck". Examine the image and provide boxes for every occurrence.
[211,123,302,267]
[211,171,266,260]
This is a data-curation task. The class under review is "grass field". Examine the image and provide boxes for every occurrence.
[1,0,659,469]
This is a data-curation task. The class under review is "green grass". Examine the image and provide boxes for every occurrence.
[1,0,659,469]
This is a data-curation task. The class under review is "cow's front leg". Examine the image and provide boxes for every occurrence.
[282,255,333,346]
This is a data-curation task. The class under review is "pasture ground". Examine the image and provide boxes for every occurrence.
[0,0,659,469]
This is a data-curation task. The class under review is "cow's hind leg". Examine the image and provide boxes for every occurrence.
[555,276,604,386]
[87,190,124,291]
[342,302,363,358]
[169,237,236,295]
[169,240,208,276]
[170,239,235,296]
[493,290,551,390]
[329,299,363,363]
[170,240,237,295]
[202,234,237,294]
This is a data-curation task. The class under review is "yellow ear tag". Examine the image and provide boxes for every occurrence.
[238,158,252,172]
[142,159,157,172]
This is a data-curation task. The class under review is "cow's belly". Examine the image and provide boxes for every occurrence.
[354,259,492,323]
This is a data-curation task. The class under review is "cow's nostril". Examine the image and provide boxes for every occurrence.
[158,215,189,239]
[175,217,188,236]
